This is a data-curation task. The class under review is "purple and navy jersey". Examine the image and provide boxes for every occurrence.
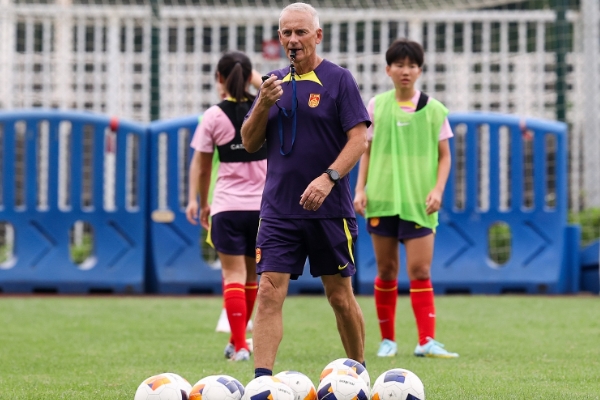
[248,59,371,219]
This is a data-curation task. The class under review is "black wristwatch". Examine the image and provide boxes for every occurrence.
[325,169,340,185]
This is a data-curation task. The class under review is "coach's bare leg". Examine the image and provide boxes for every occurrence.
[252,271,290,370]
[322,274,365,362]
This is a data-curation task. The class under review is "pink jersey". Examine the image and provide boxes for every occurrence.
[190,105,266,216]
[366,90,453,142]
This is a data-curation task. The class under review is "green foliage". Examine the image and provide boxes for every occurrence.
[71,235,94,264]
[0,244,9,264]
[0,296,599,399]
[569,207,600,246]
[488,222,511,265]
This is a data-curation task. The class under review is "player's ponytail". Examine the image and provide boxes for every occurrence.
[217,51,255,103]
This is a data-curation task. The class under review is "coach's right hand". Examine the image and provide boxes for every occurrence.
[259,75,283,108]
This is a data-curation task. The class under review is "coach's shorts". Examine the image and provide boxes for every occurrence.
[210,211,260,257]
[255,218,358,279]
[366,215,433,242]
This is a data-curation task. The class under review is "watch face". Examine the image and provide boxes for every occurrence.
[329,170,340,181]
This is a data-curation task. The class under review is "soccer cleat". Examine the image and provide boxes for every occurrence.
[224,342,235,359]
[414,337,459,358]
[225,339,252,358]
[377,339,398,357]
[230,348,250,362]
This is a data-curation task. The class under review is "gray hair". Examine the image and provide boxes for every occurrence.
[279,2,320,29]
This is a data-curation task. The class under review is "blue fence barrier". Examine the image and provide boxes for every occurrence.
[579,240,599,294]
[354,112,581,295]
[0,110,147,293]
[146,116,218,294]
[0,110,588,295]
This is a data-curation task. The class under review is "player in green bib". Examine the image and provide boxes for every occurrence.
[354,39,458,359]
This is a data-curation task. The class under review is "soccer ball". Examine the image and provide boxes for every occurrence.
[370,369,425,400]
[317,370,369,400]
[163,373,192,396]
[241,376,295,400]
[274,371,317,400]
[190,375,245,400]
[134,373,190,400]
[320,358,370,392]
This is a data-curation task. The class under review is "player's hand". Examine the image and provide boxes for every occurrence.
[425,188,443,215]
[185,201,199,225]
[300,174,334,211]
[259,75,283,108]
[199,205,211,230]
[353,190,367,217]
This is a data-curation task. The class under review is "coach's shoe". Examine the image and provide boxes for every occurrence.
[230,348,250,362]
[224,343,235,359]
[414,337,459,358]
[377,339,397,357]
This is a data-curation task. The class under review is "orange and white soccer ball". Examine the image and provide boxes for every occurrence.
[241,376,295,400]
[319,358,370,393]
[317,370,369,400]
[274,371,317,400]
[134,373,191,400]
[189,374,245,400]
[370,369,425,400]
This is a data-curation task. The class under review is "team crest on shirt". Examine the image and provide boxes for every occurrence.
[308,93,320,108]
[370,217,380,227]
[255,248,262,263]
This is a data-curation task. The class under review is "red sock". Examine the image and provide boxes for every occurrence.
[245,281,258,324]
[410,279,435,345]
[224,283,248,351]
[374,277,397,341]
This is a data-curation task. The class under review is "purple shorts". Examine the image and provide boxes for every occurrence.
[255,218,358,279]
[366,215,433,242]
[210,211,260,257]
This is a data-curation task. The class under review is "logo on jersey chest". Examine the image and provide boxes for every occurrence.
[308,93,320,108]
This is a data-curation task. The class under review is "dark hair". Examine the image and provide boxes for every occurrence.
[385,39,424,67]
[216,51,255,103]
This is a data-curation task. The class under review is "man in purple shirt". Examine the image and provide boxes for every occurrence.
[241,2,371,379]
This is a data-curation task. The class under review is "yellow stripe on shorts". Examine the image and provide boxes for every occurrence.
[343,218,355,264]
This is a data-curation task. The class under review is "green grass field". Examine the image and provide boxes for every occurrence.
[0,295,599,399]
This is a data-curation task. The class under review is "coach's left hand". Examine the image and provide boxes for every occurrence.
[300,174,334,211]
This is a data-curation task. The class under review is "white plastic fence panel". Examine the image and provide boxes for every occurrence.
[0,3,599,209]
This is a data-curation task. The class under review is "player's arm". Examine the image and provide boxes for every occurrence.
[353,141,371,217]
[185,150,203,225]
[241,75,282,153]
[198,151,214,229]
[426,139,451,215]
